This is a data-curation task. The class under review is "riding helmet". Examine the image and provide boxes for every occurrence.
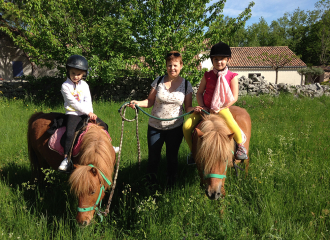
[66,55,88,71]
[66,55,88,79]
[210,42,231,57]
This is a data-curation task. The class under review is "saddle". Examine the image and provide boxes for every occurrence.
[47,114,111,157]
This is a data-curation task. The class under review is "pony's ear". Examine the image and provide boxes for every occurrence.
[227,133,235,140]
[90,167,98,176]
[196,128,204,138]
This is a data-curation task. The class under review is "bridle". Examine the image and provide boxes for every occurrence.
[203,151,234,180]
[77,164,111,222]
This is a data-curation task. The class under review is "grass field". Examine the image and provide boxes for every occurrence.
[0,94,329,239]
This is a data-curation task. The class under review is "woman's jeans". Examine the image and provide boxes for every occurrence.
[147,124,183,180]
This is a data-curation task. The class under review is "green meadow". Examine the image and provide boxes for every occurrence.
[0,94,329,239]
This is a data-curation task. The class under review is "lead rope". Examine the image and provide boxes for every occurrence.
[103,103,209,216]
[103,103,140,216]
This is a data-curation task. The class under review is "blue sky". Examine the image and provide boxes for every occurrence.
[220,0,320,26]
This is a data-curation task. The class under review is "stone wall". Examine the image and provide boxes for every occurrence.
[192,74,330,98]
[1,74,330,100]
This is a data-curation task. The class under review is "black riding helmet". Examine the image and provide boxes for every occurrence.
[66,55,88,79]
[210,42,231,58]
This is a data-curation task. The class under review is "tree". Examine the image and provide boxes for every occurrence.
[0,0,140,83]
[315,0,330,65]
[248,52,299,84]
[128,0,255,85]
[0,0,255,86]
[297,67,324,84]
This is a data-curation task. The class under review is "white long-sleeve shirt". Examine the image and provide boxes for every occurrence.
[61,78,93,115]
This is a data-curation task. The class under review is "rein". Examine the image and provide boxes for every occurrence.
[101,102,210,217]
[118,102,210,121]
[77,164,111,222]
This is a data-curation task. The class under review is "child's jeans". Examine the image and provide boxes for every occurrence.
[63,114,108,155]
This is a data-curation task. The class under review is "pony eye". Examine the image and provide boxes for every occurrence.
[90,190,96,195]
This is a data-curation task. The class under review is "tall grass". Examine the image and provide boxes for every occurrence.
[0,94,329,239]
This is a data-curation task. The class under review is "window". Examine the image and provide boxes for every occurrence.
[12,61,23,77]
[248,73,261,78]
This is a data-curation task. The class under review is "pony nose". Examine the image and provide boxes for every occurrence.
[81,220,89,226]
[205,189,221,200]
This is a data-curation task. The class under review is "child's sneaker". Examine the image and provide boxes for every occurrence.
[113,146,120,153]
[58,157,72,172]
[187,152,195,165]
[235,144,248,160]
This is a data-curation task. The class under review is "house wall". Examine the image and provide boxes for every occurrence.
[0,34,58,80]
[231,68,305,85]
[0,35,30,79]
[199,56,305,85]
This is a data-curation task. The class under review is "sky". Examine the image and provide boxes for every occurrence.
[220,0,321,26]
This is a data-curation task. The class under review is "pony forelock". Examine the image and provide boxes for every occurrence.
[69,124,115,196]
[196,114,233,175]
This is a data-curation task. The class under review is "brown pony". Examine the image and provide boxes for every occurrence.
[192,106,251,200]
[27,112,116,225]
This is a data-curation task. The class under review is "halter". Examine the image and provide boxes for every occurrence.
[203,151,234,180]
[77,164,111,222]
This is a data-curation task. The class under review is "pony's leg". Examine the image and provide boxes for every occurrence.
[196,164,205,187]
[33,151,51,185]
[28,146,42,182]
[244,157,250,177]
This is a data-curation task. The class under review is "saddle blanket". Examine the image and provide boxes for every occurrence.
[48,123,111,157]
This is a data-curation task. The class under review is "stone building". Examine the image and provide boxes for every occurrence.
[0,31,58,80]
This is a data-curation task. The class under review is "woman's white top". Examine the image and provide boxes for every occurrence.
[61,78,93,116]
[148,76,193,130]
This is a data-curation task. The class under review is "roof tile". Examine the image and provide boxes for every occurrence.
[229,46,306,68]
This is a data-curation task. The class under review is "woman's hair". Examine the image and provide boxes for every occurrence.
[165,51,183,65]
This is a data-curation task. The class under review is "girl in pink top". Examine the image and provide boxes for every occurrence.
[183,42,248,164]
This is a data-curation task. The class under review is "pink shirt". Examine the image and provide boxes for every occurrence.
[203,70,238,108]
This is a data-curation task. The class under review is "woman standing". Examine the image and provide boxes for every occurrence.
[129,51,194,186]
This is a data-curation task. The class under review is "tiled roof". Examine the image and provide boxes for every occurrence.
[229,46,307,68]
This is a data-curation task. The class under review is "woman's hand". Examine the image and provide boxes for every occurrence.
[128,100,139,109]
[88,112,97,121]
[194,106,209,113]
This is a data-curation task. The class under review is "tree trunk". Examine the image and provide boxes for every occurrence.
[275,68,278,84]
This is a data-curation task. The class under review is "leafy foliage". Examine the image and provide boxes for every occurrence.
[227,0,330,67]
[0,0,254,86]
[0,0,140,83]
[297,66,325,84]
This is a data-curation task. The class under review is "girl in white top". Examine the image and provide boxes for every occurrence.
[129,51,196,186]
[58,55,111,172]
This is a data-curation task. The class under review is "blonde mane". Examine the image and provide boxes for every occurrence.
[196,114,234,175]
[69,124,115,196]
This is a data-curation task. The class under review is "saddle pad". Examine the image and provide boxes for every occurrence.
[48,123,111,157]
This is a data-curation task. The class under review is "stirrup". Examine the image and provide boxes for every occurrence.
[187,153,195,165]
